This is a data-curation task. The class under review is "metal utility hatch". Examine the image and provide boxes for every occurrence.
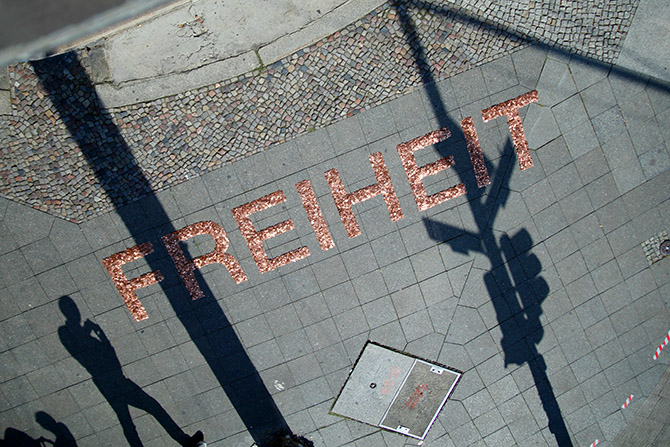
[331,342,462,440]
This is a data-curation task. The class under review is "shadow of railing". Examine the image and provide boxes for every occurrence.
[409,0,668,90]
[390,0,573,444]
[32,52,290,446]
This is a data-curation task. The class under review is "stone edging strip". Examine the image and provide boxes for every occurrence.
[0,0,639,222]
[96,0,387,108]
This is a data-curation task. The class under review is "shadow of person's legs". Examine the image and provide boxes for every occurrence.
[108,396,145,447]
[57,295,189,446]
[125,380,191,445]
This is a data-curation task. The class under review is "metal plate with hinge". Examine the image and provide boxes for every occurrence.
[331,342,462,440]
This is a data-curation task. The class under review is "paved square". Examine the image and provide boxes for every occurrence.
[0,1,669,447]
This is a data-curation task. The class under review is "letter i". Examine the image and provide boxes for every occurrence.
[460,117,491,188]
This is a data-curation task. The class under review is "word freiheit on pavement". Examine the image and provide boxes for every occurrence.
[103,91,539,321]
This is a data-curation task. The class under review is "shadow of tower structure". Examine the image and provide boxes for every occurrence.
[390,1,573,445]
[32,52,291,446]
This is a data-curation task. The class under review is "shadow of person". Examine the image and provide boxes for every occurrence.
[58,295,194,447]
[35,411,77,446]
[0,427,44,446]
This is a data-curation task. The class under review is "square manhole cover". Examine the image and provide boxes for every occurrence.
[331,342,462,440]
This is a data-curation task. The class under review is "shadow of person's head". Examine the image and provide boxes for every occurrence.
[59,295,81,324]
[35,411,57,432]
[35,411,76,446]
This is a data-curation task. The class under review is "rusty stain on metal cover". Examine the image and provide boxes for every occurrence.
[331,341,462,440]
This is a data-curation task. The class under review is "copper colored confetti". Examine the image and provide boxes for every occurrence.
[396,127,466,212]
[232,190,311,273]
[460,117,491,188]
[162,221,247,300]
[481,90,539,170]
[102,242,163,322]
[296,179,335,251]
[325,152,403,238]
[370,152,404,222]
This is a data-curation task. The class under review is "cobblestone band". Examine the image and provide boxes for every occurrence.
[442,0,637,63]
[0,0,638,222]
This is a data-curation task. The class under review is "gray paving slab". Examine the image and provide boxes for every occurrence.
[2,2,670,447]
[0,91,10,115]
[616,0,670,83]
[551,93,589,134]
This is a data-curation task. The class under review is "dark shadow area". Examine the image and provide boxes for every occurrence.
[35,411,78,446]
[390,0,573,444]
[0,411,76,446]
[58,295,190,446]
[32,53,290,446]
[0,427,44,446]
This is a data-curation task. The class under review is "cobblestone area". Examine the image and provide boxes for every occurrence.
[0,1,639,222]
[444,0,638,62]
[642,231,670,265]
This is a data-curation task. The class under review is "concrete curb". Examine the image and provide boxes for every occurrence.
[96,0,385,108]
[0,0,179,66]
[615,0,670,84]
[0,66,10,115]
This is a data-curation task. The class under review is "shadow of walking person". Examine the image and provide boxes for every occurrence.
[35,411,77,446]
[0,427,44,446]
[57,295,200,447]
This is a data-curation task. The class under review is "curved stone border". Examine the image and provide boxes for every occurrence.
[97,0,639,108]
[0,0,638,222]
[96,0,387,107]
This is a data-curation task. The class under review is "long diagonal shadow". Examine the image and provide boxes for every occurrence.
[32,52,290,446]
[409,0,667,91]
[390,1,573,444]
